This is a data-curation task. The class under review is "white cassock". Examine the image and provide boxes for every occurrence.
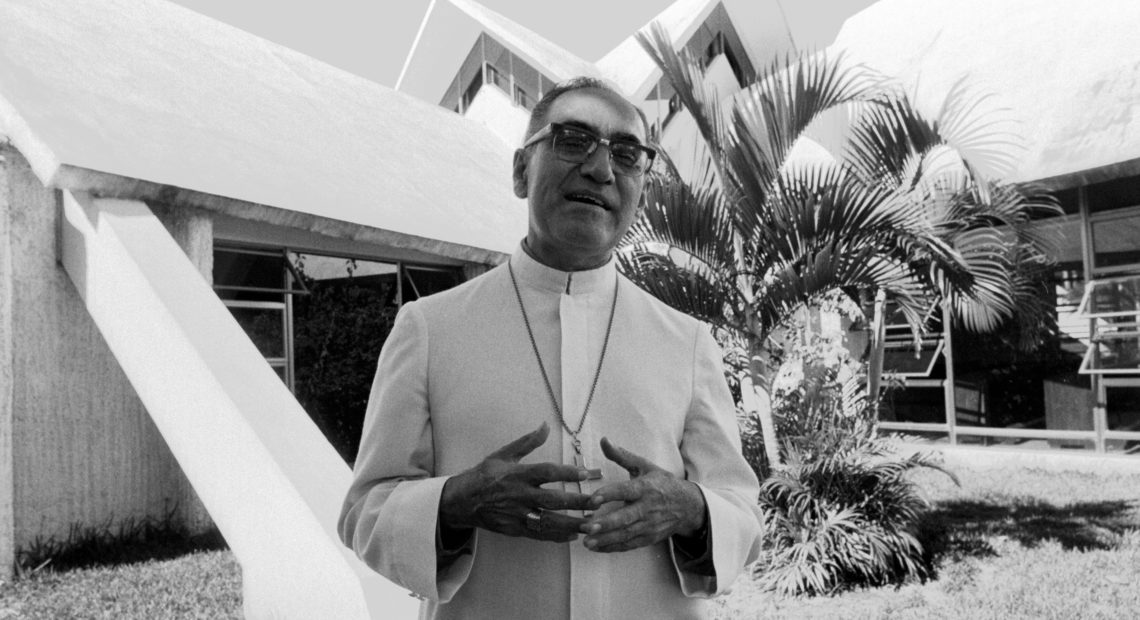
[340,245,762,620]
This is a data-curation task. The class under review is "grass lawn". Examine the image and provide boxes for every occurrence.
[2,459,1137,619]
[713,461,1140,619]
[0,550,240,620]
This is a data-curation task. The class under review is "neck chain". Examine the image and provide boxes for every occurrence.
[508,261,618,469]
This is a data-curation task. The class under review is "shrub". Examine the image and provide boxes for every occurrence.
[751,335,956,596]
[15,504,226,576]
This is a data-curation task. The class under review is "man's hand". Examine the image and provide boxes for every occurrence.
[439,422,594,542]
[580,437,707,553]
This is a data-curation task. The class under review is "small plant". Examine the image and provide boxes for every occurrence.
[751,335,957,596]
[14,503,226,575]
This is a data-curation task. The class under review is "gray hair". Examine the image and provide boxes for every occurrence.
[523,76,650,144]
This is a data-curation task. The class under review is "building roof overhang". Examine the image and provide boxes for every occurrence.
[397,0,598,105]
[0,0,524,262]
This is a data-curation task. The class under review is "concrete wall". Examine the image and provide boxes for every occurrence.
[0,145,15,576]
[465,84,529,149]
[657,53,741,183]
[0,145,205,574]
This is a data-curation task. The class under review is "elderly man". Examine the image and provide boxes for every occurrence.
[339,77,762,619]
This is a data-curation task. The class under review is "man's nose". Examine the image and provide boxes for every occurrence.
[578,144,615,183]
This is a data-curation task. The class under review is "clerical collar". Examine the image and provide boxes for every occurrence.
[510,243,617,295]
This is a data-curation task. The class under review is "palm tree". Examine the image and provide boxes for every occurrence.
[618,24,1057,474]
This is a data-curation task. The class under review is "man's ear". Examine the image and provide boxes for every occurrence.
[512,149,529,199]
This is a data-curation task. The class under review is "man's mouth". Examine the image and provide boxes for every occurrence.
[565,192,609,209]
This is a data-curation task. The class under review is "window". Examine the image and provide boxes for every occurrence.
[699,31,746,87]
[881,304,944,378]
[880,383,946,424]
[1077,275,1140,375]
[703,32,725,66]
[1091,208,1140,273]
[213,247,308,385]
[214,245,463,463]
[514,85,534,110]
[402,265,462,302]
[461,70,484,111]
[485,63,508,92]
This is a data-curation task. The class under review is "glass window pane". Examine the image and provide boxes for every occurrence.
[1033,214,1083,265]
[1054,267,1089,357]
[1082,331,1140,373]
[882,339,943,377]
[403,267,461,303]
[291,254,401,464]
[510,53,541,105]
[1086,175,1140,215]
[487,46,510,93]
[1078,275,1140,316]
[216,288,283,303]
[879,385,946,424]
[291,253,397,284]
[462,69,483,110]
[227,306,285,358]
[1092,212,1140,270]
[1107,386,1140,432]
[214,248,288,290]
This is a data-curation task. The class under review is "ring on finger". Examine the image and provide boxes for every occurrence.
[524,510,543,532]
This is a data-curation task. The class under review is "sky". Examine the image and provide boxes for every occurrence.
[168,0,675,88]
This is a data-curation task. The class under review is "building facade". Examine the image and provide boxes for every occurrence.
[0,0,517,613]
[403,0,1140,458]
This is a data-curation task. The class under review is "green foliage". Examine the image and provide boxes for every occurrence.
[14,504,225,576]
[751,338,956,596]
[622,23,1058,472]
[624,24,1059,357]
[291,260,399,464]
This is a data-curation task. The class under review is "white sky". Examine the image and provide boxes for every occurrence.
[168,0,675,88]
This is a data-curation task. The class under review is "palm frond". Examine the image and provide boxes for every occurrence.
[845,93,941,187]
[725,54,884,212]
[623,173,737,274]
[935,78,1022,179]
[636,23,730,179]
[616,250,739,330]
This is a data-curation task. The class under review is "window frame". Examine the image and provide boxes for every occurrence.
[1076,274,1140,375]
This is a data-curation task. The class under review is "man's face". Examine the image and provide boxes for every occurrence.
[513,88,648,271]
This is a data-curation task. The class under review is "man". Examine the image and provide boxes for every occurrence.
[340,77,762,619]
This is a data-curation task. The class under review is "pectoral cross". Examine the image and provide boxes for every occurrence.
[571,437,603,495]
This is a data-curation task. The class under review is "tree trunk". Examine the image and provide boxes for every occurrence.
[865,290,887,404]
[742,339,780,476]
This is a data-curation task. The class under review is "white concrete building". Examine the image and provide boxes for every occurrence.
[0,0,520,615]
[2,0,1138,615]
[401,0,1140,457]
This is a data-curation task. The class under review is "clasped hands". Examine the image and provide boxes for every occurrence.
[438,422,706,552]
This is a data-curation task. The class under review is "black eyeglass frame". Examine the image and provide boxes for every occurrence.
[522,122,657,176]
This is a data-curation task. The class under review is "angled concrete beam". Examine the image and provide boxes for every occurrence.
[58,191,416,619]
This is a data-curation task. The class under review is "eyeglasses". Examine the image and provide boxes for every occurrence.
[522,122,657,176]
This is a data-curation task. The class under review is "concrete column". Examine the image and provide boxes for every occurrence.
[462,262,491,281]
[0,146,16,580]
[151,202,215,533]
[151,203,213,284]
[8,146,190,560]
